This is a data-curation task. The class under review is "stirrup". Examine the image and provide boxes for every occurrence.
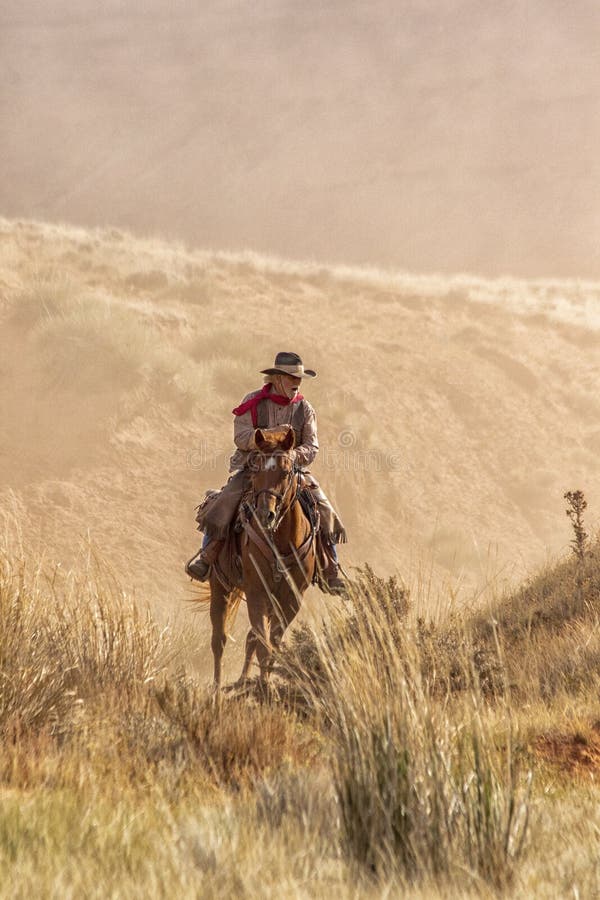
[185,553,211,582]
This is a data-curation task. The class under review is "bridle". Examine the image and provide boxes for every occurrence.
[242,448,315,584]
[249,452,297,533]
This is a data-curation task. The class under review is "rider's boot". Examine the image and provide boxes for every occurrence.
[185,537,224,582]
[324,542,346,594]
[325,564,346,594]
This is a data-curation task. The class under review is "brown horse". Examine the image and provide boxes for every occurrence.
[209,426,316,689]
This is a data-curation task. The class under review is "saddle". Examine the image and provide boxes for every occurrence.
[211,528,244,593]
[210,478,327,594]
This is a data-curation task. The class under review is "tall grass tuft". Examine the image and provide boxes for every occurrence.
[0,551,170,734]
[291,578,532,890]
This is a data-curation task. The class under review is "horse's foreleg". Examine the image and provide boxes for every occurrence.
[270,590,300,656]
[210,585,228,689]
[246,593,271,685]
[234,628,256,686]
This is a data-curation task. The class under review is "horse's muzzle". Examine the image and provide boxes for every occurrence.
[255,508,277,531]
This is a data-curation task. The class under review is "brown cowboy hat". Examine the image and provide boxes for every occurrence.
[260,351,317,378]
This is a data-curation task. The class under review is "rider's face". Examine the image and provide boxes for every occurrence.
[276,374,302,399]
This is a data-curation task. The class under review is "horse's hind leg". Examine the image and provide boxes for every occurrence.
[210,581,229,689]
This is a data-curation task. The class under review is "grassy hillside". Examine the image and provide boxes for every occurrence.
[1,217,600,895]
[0,530,599,896]
[1,217,599,634]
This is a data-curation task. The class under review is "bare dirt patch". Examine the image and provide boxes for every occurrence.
[533,723,600,777]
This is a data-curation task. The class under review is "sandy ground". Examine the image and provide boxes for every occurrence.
[1,219,599,644]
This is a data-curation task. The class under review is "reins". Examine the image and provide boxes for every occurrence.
[242,453,315,581]
[249,452,297,533]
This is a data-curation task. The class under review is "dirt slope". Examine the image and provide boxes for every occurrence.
[1,219,599,613]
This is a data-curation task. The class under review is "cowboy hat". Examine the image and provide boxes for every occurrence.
[260,351,317,378]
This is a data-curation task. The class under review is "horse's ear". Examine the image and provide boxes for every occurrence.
[281,427,295,451]
[254,428,269,451]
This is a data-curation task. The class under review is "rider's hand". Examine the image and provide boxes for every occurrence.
[264,424,292,435]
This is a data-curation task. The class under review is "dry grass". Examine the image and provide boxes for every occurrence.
[2,534,600,896]
[1,219,600,895]
[277,573,530,891]
[470,538,600,701]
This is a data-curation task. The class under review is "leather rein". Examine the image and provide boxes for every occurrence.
[242,454,314,579]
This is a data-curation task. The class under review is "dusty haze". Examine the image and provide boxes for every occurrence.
[1,220,599,627]
[2,1,599,278]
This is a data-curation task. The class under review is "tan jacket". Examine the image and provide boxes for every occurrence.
[229,392,319,472]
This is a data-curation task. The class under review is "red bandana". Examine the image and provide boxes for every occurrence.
[232,383,304,427]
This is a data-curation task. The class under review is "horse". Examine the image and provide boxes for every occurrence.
[208,425,316,689]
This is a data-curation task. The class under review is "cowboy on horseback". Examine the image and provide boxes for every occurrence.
[186,351,346,592]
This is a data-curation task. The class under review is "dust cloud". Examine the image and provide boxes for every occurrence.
[1,1,599,278]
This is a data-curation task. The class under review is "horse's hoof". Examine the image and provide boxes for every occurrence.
[256,679,275,701]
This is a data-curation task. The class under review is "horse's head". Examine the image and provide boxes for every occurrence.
[248,426,296,531]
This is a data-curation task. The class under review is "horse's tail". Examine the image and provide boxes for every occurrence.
[186,583,211,606]
[225,587,245,637]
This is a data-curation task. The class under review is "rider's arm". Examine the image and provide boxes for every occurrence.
[294,403,319,469]
[233,407,256,451]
